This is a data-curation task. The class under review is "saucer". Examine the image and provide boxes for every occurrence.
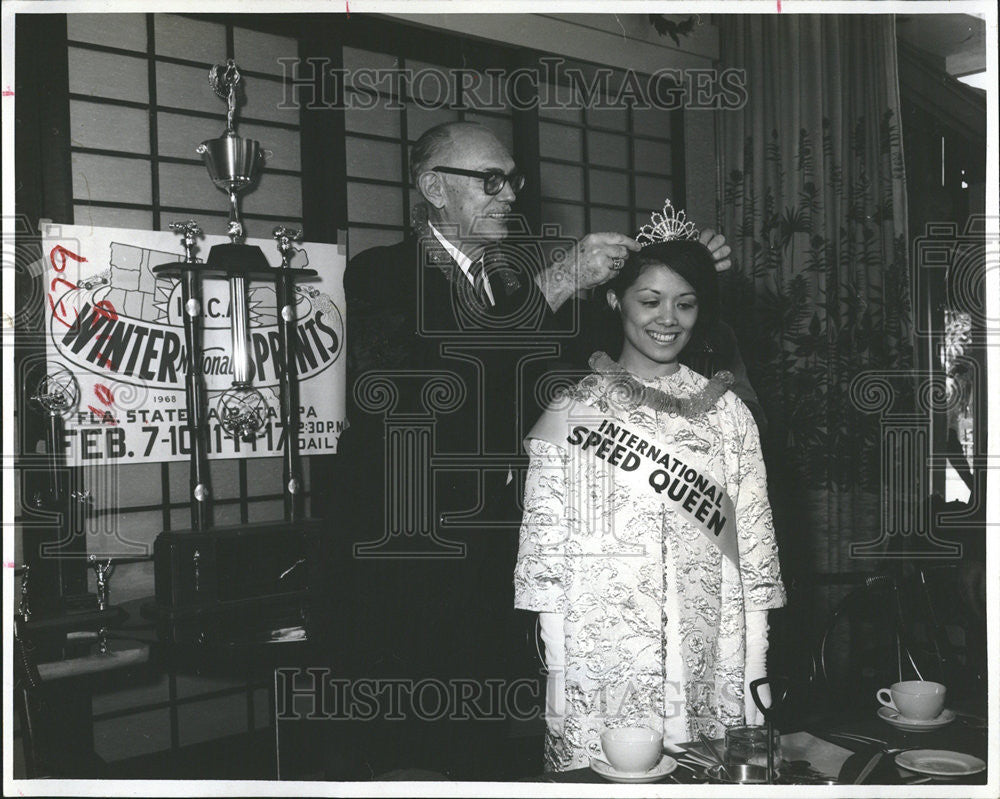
[878,706,955,731]
[895,749,985,777]
[590,754,678,783]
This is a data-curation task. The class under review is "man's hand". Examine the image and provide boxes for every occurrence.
[536,232,640,312]
[574,232,642,290]
[700,228,732,272]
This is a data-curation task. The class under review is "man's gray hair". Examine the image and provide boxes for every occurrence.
[409,121,489,186]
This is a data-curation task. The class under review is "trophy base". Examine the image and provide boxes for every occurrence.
[206,242,271,274]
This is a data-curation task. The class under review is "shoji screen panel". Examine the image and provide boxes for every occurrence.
[537,65,681,242]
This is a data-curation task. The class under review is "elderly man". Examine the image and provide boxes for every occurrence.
[316,121,737,779]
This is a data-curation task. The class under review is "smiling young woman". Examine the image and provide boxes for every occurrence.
[515,238,786,772]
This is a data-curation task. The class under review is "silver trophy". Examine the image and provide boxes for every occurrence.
[144,56,320,650]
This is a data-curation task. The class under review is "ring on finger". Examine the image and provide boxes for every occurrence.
[610,256,625,271]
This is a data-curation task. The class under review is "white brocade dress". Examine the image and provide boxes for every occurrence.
[514,364,786,772]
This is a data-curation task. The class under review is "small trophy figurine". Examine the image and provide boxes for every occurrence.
[170,219,202,262]
[18,564,31,622]
[273,226,303,268]
[88,555,116,611]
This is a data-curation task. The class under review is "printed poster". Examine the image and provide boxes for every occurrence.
[42,223,347,464]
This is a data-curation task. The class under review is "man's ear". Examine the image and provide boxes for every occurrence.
[417,171,446,209]
[606,289,619,312]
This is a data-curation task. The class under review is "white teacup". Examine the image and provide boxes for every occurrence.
[600,726,663,773]
[876,680,946,721]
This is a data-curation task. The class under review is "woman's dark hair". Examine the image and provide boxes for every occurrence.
[607,238,718,325]
[600,239,734,369]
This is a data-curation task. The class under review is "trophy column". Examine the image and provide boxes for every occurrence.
[171,221,213,530]
[273,226,305,521]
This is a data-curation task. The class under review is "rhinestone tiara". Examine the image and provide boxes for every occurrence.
[636,199,699,247]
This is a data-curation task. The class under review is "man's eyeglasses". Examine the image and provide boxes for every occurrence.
[431,166,526,196]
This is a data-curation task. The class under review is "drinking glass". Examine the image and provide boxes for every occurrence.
[724,725,781,767]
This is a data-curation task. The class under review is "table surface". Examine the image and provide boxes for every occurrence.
[37,599,987,786]
[529,707,989,785]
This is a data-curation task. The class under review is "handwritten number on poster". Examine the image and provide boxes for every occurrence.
[47,244,119,424]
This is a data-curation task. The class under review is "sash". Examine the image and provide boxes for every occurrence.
[528,397,738,565]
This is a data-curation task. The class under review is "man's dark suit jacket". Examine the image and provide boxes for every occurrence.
[316,235,567,685]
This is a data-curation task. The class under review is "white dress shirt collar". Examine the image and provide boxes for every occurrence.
[428,222,495,306]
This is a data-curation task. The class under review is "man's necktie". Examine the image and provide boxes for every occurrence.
[468,255,491,307]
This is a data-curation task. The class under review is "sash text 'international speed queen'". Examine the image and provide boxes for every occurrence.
[528,398,738,564]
